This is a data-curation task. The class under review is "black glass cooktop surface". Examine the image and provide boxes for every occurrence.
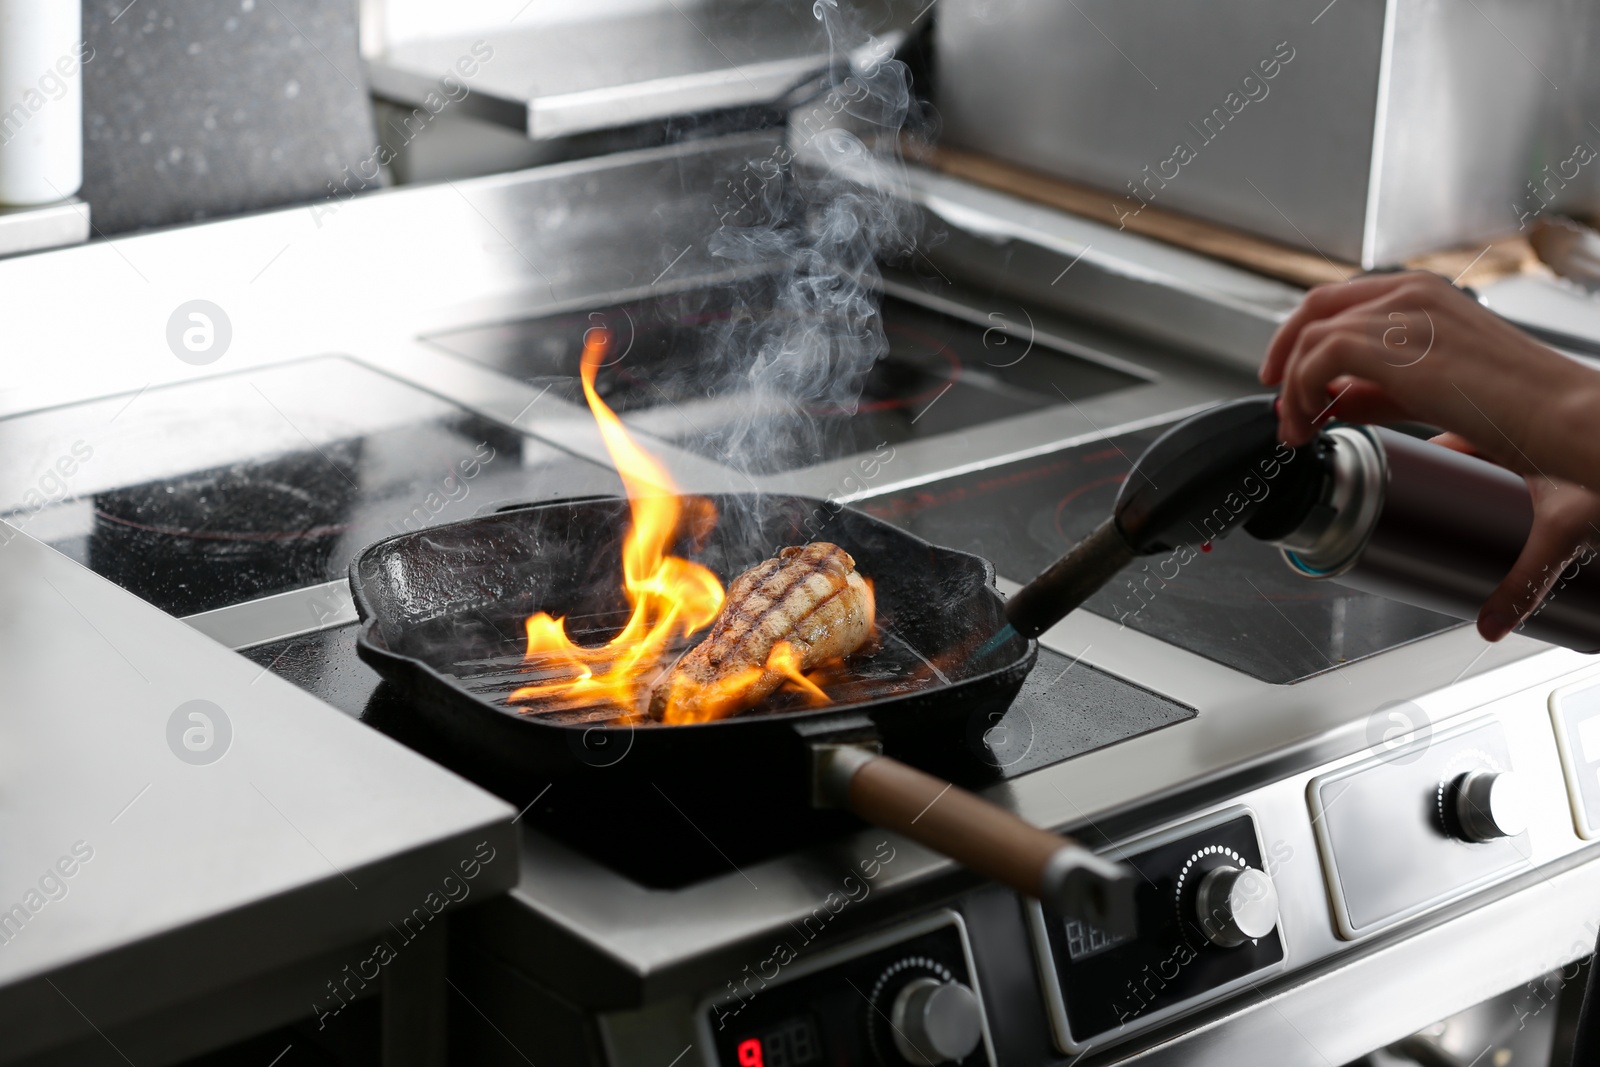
[0,357,621,615]
[859,422,1463,684]
[426,286,1142,474]
[247,632,1194,889]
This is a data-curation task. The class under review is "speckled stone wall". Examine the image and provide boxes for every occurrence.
[81,0,384,234]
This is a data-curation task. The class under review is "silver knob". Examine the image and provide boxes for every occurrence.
[1452,770,1529,842]
[890,978,983,1065]
[1194,865,1278,948]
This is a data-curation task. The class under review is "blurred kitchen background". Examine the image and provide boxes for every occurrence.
[28,0,1600,269]
[7,1,1600,1066]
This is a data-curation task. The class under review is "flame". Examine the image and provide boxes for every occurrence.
[508,330,861,721]
[768,641,831,706]
[653,663,767,725]
[652,641,835,725]
[509,330,726,717]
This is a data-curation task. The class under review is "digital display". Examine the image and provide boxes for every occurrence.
[734,1016,822,1067]
[1064,916,1129,961]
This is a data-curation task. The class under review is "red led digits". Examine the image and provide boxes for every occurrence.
[731,1018,821,1066]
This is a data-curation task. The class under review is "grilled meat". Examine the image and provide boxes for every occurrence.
[648,542,874,721]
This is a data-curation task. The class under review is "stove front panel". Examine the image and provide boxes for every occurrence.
[629,661,1597,1067]
[698,912,996,1067]
[1311,718,1531,939]
[1028,809,1286,1055]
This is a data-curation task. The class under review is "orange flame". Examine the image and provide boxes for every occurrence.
[650,640,836,725]
[509,331,726,717]
[767,641,831,706]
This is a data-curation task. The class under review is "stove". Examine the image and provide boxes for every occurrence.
[252,634,1195,888]
[0,357,623,614]
[0,294,1195,898]
[857,423,1461,684]
[427,285,1140,474]
[8,135,1600,1067]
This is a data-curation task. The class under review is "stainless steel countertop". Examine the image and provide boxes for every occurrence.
[0,525,516,1061]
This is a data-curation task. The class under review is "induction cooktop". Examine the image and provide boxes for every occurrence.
[859,422,1464,684]
[426,284,1142,474]
[0,356,621,615]
[245,629,1194,889]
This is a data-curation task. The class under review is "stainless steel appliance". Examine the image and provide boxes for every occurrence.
[3,131,1599,1066]
[935,0,1600,265]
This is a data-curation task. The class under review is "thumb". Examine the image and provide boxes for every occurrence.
[1479,514,1585,641]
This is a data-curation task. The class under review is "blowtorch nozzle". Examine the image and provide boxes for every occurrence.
[999,395,1329,641]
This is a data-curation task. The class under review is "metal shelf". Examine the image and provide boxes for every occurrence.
[365,5,913,141]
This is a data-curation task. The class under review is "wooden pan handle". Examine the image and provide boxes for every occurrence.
[814,745,1137,934]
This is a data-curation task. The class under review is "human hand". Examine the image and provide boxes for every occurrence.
[1261,271,1600,487]
[1429,433,1600,641]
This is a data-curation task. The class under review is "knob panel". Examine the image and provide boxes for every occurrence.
[1029,811,1287,1057]
[705,913,989,1067]
[1310,718,1530,941]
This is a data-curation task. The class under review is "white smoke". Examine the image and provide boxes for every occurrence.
[702,0,918,475]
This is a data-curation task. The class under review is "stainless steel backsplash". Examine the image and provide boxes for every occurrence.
[934,0,1600,266]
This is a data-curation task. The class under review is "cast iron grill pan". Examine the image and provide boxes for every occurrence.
[349,494,1135,930]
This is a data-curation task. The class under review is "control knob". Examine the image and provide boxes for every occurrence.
[1194,865,1278,947]
[1448,770,1528,842]
[889,978,983,1065]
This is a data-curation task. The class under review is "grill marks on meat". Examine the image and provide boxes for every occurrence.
[648,542,874,721]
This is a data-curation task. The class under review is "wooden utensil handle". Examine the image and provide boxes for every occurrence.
[814,745,1136,933]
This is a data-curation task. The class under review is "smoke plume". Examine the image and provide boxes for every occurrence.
[701,0,917,477]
